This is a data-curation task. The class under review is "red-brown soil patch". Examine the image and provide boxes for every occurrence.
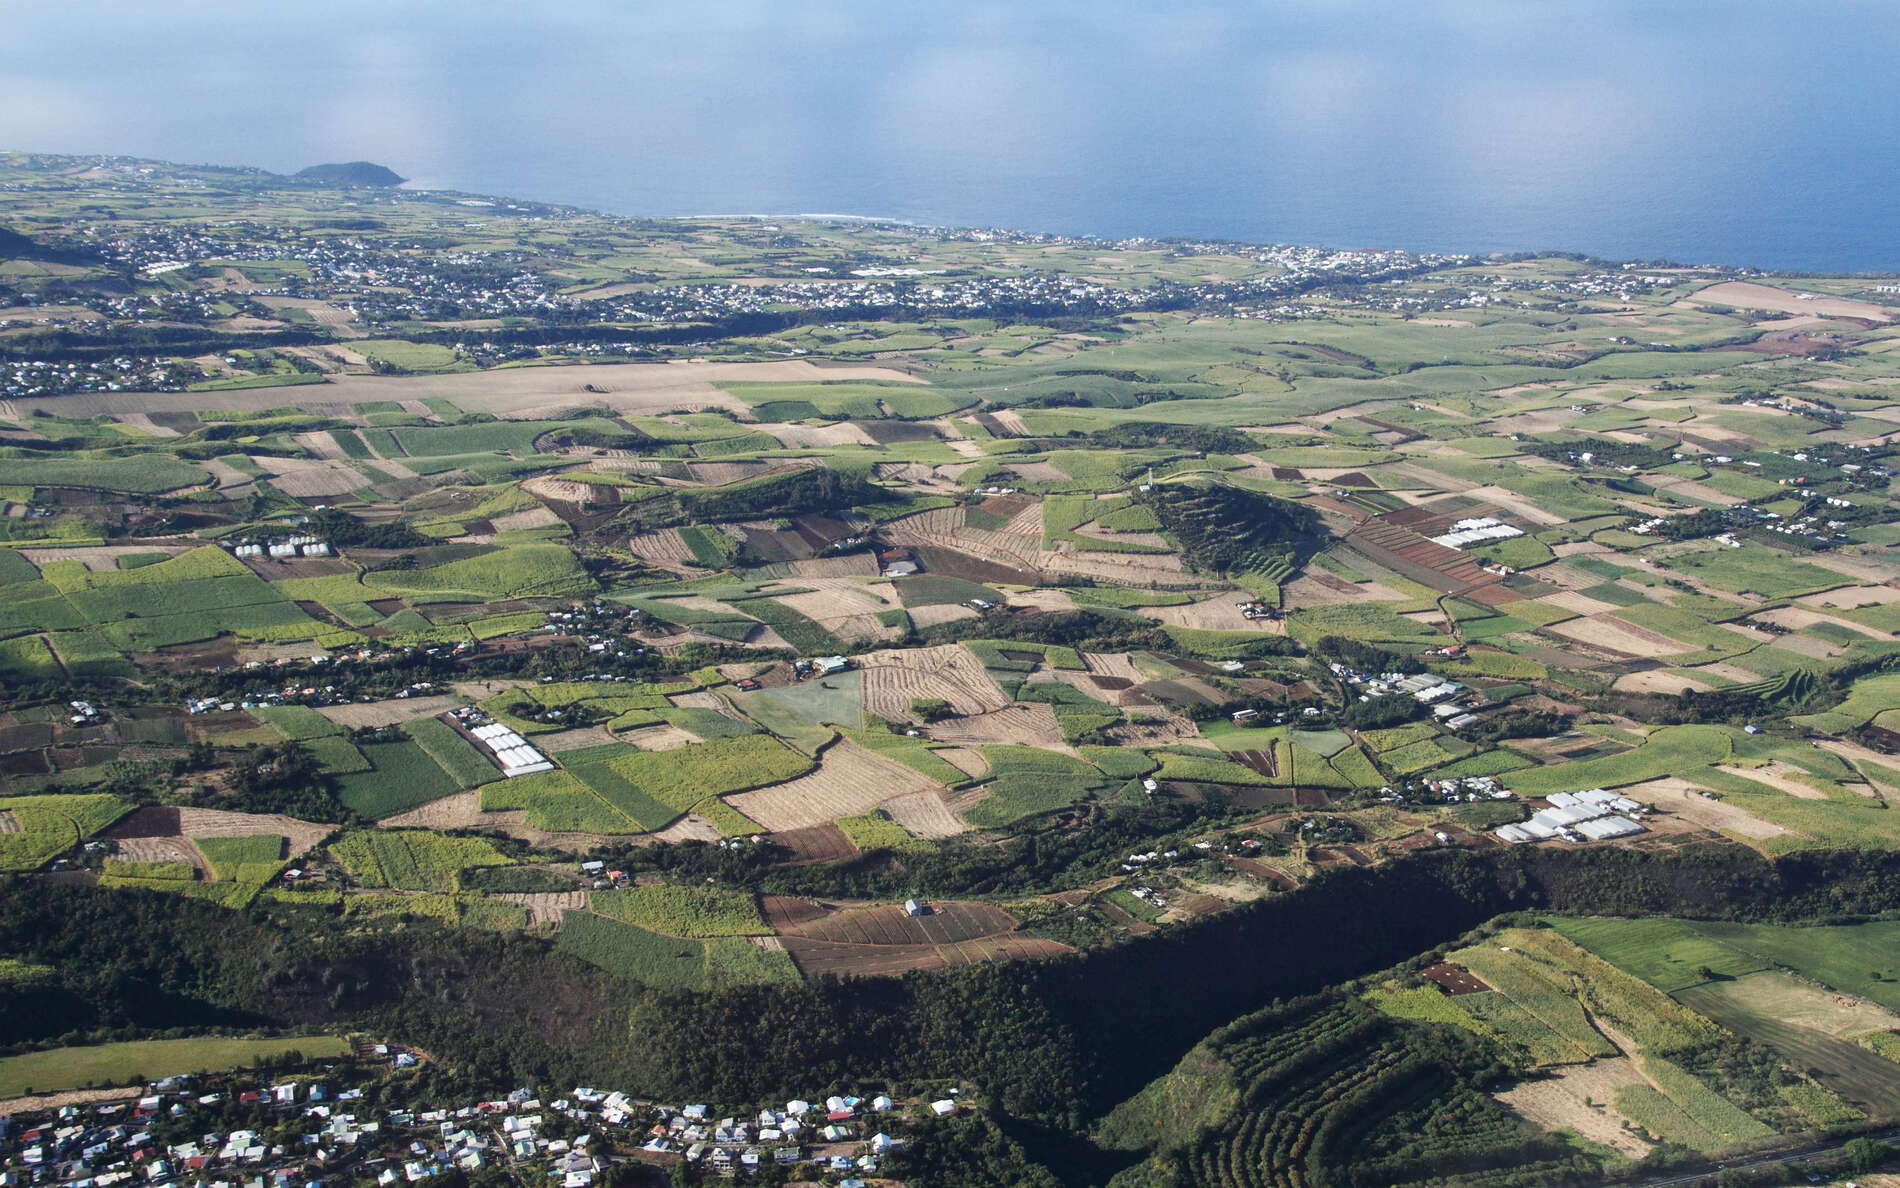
[1421,963,1491,995]
[769,823,858,865]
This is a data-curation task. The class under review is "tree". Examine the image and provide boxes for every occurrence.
[1844,1136,1893,1173]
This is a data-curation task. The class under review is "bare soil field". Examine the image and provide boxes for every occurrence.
[292,430,351,461]
[761,421,878,448]
[112,833,208,876]
[1003,588,1077,613]
[1544,615,1692,659]
[620,528,705,572]
[1687,281,1893,322]
[317,694,466,728]
[763,898,1071,977]
[1044,548,1193,588]
[1716,762,1833,799]
[616,723,699,751]
[1612,670,1712,695]
[496,890,588,928]
[0,1088,141,1117]
[254,296,363,333]
[859,644,1010,721]
[908,603,980,629]
[1495,1058,1655,1158]
[770,823,858,864]
[165,806,331,856]
[488,506,565,534]
[249,455,368,498]
[779,933,1073,979]
[1538,590,1622,617]
[1143,595,1279,632]
[928,703,1070,750]
[1616,777,1789,842]
[726,739,942,832]
[786,554,881,578]
[932,747,990,778]
[1281,573,1404,607]
[532,722,619,748]
[880,789,969,838]
[1081,651,1143,682]
[20,544,187,570]
[653,815,727,843]
[777,900,1022,946]
[1799,585,1900,610]
[1815,739,1900,796]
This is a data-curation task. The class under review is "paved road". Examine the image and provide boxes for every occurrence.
[1632,1128,1900,1187]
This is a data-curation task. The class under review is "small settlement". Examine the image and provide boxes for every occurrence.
[0,1053,966,1188]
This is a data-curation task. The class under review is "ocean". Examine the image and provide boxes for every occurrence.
[6,0,1900,270]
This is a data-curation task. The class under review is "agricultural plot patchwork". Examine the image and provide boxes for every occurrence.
[9,157,1900,1181]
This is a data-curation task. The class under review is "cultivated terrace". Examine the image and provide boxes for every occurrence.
[4,153,1900,1187]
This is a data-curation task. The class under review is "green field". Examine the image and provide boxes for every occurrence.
[334,740,464,818]
[589,885,768,937]
[554,911,798,992]
[331,829,513,892]
[0,793,132,871]
[0,1035,351,1097]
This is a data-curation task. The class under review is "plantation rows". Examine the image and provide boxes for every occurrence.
[1166,998,1596,1188]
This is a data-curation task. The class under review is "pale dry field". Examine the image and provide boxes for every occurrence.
[653,815,727,842]
[1799,585,1900,610]
[880,789,969,838]
[1686,281,1893,321]
[1538,590,1622,617]
[115,835,207,876]
[316,694,466,728]
[928,703,1071,751]
[1495,1058,1654,1159]
[20,544,187,570]
[1611,670,1712,695]
[621,528,705,570]
[762,422,878,448]
[615,723,699,751]
[1544,615,1693,658]
[1143,595,1277,632]
[1281,574,1405,607]
[292,430,351,461]
[1004,588,1077,613]
[908,603,980,629]
[1715,971,1900,1036]
[249,455,367,497]
[1615,777,1788,841]
[495,890,589,928]
[488,506,565,534]
[1715,762,1833,800]
[860,644,1010,720]
[1081,652,1143,683]
[787,554,882,578]
[726,739,944,832]
[175,807,333,856]
[1754,605,1890,640]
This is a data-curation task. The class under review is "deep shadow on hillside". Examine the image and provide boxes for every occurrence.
[6,844,1900,1129]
